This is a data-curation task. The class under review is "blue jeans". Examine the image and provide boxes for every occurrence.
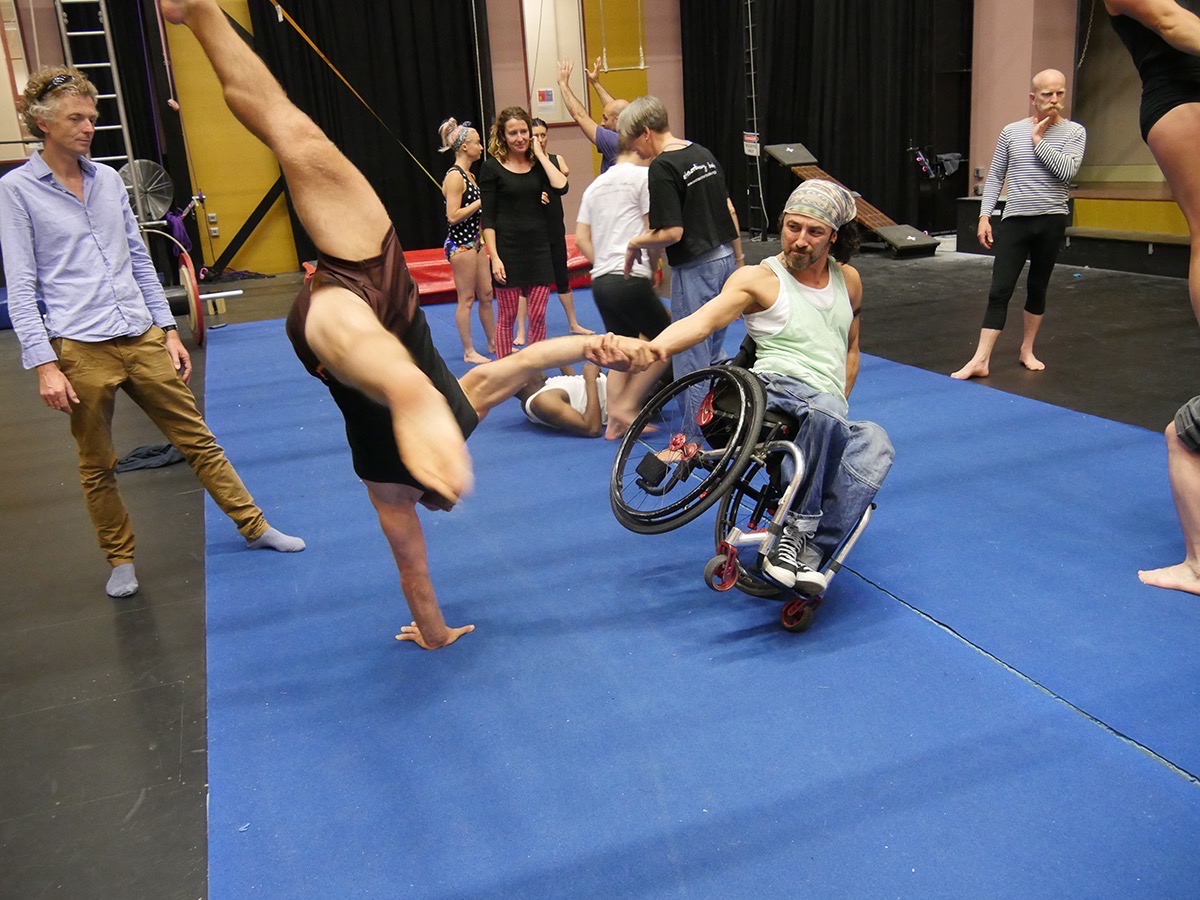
[671,245,736,425]
[756,373,894,567]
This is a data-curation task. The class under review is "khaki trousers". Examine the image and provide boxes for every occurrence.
[53,328,267,564]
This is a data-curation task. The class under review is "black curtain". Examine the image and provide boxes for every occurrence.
[679,3,747,229]
[247,0,493,256]
[681,0,969,232]
[108,1,199,278]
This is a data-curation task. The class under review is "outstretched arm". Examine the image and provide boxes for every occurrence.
[304,286,473,505]
[557,59,601,144]
[649,265,766,358]
[1105,0,1200,53]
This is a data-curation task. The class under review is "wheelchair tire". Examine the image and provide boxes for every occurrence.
[781,597,818,633]
[611,366,765,535]
[713,459,787,599]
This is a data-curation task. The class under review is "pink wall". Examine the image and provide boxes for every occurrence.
[971,0,1080,192]
[485,0,683,228]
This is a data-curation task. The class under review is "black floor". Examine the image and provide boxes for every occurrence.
[1,247,1196,898]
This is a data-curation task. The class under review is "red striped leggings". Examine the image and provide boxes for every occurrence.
[494,284,550,357]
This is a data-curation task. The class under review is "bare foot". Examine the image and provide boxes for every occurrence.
[1020,353,1045,371]
[159,0,197,25]
[396,621,476,649]
[951,360,989,380]
[569,324,596,335]
[1137,562,1200,596]
[605,418,632,440]
[390,380,474,505]
[514,335,526,347]
[464,349,490,365]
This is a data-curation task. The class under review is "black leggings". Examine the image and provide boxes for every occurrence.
[982,213,1069,330]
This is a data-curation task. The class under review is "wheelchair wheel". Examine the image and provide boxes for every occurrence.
[611,366,765,535]
[781,597,819,633]
[713,458,787,599]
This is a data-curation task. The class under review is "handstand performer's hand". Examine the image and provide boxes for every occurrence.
[396,620,475,650]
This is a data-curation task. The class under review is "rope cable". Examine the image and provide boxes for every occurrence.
[266,0,441,190]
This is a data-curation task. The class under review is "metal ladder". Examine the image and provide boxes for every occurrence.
[743,0,768,240]
[53,0,144,217]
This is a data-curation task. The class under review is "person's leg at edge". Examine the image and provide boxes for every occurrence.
[123,330,304,552]
[365,480,474,649]
[1139,419,1200,595]
[474,246,497,353]
[1148,103,1200,326]
[951,219,1028,379]
[450,247,489,364]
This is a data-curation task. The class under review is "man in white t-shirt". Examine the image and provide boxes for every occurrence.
[576,146,671,438]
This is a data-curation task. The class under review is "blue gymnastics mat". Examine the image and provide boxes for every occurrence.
[202,299,1200,898]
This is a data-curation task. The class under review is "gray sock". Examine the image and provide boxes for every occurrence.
[106,563,139,598]
[246,526,306,553]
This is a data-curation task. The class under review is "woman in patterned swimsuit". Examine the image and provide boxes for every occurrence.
[439,118,496,364]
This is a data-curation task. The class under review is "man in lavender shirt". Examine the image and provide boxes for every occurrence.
[0,67,303,599]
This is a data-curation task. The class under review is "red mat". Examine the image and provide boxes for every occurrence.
[406,235,592,305]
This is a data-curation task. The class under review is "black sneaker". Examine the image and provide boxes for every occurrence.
[762,526,804,589]
[792,560,828,597]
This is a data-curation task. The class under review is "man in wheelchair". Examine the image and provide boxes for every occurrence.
[642,180,894,595]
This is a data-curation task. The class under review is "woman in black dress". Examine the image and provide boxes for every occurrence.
[480,106,567,357]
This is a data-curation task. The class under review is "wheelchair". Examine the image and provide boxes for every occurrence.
[609,361,873,633]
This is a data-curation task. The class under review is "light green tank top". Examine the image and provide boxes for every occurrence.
[746,255,852,398]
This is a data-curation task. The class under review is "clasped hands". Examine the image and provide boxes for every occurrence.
[583,333,663,373]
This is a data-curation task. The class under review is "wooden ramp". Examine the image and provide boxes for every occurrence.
[764,143,939,258]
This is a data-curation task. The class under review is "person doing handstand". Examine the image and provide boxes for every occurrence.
[162,0,640,648]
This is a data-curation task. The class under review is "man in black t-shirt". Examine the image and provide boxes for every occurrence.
[618,96,744,425]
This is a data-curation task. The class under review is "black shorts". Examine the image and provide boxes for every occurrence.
[325,375,478,497]
[591,273,671,339]
[1140,75,1200,141]
[1174,396,1200,453]
[287,228,479,498]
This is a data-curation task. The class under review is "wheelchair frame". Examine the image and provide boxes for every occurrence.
[611,365,873,633]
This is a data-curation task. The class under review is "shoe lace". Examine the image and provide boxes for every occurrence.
[774,526,803,566]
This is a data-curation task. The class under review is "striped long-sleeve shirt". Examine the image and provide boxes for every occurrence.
[979,117,1086,220]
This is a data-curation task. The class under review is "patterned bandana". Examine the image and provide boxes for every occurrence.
[782,179,857,229]
[450,122,473,152]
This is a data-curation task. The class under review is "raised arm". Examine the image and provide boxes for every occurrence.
[557,59,601,144]
[586,56,617,108]
[1105,0,1200,54]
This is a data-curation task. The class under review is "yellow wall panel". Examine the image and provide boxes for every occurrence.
[165,0,297,275]
[1074,199,1189,236]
